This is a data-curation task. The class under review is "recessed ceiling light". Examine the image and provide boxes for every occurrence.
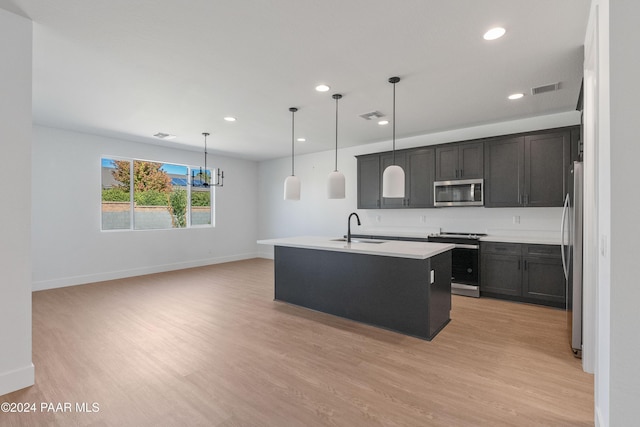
[483,27,506,41]
[224,116,236,122]
[508,93,525,100]
[315,84,330,92]
[297,137,306,142]
[378,120,389,126]
[153,132,176,140]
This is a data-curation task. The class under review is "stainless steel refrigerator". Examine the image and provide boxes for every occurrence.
[562,161,583,357]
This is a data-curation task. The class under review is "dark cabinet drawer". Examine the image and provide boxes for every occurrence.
[481,242,521,255]
[523,244,561,258]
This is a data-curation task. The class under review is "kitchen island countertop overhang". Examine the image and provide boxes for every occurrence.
[258,236,455,341]
[257,236,454,259]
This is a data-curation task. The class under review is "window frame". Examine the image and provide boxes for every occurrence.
[100,156,215,232]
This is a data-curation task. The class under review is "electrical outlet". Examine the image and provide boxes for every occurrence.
[420,215,427,223]
[375,215,382,223]
[513,215,520,224]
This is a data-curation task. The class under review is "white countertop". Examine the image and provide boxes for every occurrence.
[480,235,561,245]
[355,228,562,246]
[257,236,454,260]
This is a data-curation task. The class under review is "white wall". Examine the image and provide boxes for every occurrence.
[607,0,640,424]
[0,8,34,396]
[258,112,580,257]
[584,0,609,423]
[586,1,640,425]
[32,126,260,290]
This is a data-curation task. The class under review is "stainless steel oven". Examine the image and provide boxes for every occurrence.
[428,232,485,297]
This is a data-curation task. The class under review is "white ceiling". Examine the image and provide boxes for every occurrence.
[2,0,590,161]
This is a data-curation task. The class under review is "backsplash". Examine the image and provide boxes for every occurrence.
[359,206,563,239]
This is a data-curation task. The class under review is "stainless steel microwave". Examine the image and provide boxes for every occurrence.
[434,179,483,207]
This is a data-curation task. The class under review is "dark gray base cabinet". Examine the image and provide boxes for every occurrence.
[274,246,452,340]
[481,242,565,308]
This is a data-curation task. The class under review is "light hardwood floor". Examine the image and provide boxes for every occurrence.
[1,258,593,426]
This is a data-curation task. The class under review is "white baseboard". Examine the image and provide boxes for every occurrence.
[595,406,606,427]
[258,250,274,260]
[32,253,261,291]
[0,363,34,397]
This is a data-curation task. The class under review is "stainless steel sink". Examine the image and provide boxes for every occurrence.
[331,238,386,244]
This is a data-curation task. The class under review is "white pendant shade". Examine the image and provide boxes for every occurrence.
[382,165,405,198]
[327,170,346,199]
[284,175,301,200]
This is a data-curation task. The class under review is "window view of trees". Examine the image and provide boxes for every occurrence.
[101,158,213,230]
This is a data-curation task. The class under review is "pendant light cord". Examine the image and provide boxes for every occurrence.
[388,76,400,165]
[202,132,209,184]
[392,80,397,165]
[289,107,298,176]
[291,109,295,176]
[335,96,339,171]
[333,94,343,171]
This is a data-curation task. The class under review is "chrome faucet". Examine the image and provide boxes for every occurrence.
[347,212,361,243]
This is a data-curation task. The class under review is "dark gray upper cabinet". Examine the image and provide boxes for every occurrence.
[357,154,381,209]
[525,132,571,207]
[357,148,435,209]
[484,137,525,207]
[380,152,406,208]
[484,131,571,207]
[435,141,484,181]
[357,126,577,210]
[406,148,435,208]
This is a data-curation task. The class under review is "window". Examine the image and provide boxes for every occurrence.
[101,157,214,231]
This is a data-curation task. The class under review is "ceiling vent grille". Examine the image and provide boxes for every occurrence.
[359,111,385,121]
[153,132,176,139]
[531,82,561,95]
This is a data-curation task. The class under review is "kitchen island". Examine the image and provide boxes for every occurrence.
[258,236,454,340]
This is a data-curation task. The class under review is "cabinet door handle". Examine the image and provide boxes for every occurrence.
[460,169,464,178]
[406,198,410,206]
[524,260,528,270]
[455,169,458,178]
[518,259,521,270]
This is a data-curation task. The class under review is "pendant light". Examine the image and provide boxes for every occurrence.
[382,76,405,198]
[284,107,301,200]
[192,132,224,188]
[327,93,345,199]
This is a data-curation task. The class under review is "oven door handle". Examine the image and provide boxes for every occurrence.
[453,244,479,249]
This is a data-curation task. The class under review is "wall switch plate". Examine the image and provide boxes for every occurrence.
[513,215,520,224]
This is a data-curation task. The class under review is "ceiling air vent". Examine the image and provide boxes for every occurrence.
[153,132,176,140]
[531,82,561,95]
[359,111,385,121]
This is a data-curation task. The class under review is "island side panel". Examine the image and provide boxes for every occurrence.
[273,246,450,340]
[428,250,452,338]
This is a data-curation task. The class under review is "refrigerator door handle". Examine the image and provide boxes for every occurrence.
[561,193,570,280]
